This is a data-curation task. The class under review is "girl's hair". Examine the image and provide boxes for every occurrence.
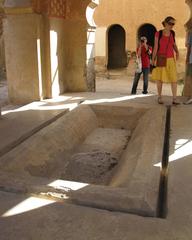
[162,16,176,27]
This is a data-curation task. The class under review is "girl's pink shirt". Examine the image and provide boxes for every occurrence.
[155,31,175,58]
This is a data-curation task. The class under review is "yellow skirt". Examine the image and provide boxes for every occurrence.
[152,58,177,83]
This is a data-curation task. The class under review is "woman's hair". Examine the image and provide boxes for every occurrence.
[162,16,176,27]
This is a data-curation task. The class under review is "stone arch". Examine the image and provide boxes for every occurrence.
[137,23,157,47]
[107,24,127,69]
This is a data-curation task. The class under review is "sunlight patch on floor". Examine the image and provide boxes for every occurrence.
[48,179,89,191]
[154,139,192,167]
[2,197,55,218]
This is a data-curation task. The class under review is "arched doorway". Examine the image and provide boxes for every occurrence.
[107,24,127,69]
[138,23,157,47]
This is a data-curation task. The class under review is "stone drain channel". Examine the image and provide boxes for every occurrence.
[157,105,171,218]
[0,104,169,218]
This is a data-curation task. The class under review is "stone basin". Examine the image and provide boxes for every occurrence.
[0,104,166,217]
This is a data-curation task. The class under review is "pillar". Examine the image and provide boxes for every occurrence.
[184,0,192,97]
[3,0,46,103]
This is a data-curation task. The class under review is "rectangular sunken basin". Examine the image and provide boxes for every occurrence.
[0,104,166,217]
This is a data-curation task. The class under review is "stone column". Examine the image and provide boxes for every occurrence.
[63,0,91,92]
[3,0,44,103]
[183,0,192,97]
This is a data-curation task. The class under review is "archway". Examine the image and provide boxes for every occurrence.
[137,23,157,47]
[107,24,127,69]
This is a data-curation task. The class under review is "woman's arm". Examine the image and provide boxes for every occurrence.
[173,42,179,60]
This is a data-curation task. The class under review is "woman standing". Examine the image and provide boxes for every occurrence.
[152,16,180,104]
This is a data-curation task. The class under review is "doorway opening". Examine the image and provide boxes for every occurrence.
[107,24,127,69]
[137,23,157,47]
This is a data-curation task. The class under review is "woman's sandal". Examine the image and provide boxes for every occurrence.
[157,97,163,104]
[172,99,180,105]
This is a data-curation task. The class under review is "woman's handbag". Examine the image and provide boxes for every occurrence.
[135,56,142,73]
[156,54,167,67]
[156,33,171,67]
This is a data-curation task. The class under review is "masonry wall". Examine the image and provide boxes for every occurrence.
[94,0,189,70]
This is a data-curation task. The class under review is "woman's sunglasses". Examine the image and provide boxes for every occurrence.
[168,22,175,26]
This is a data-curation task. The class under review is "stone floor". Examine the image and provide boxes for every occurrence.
[0,73,192,240]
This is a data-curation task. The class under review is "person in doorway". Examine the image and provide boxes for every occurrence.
[131,36,152,94]
[184,17,192,104]
[151,16,180,104]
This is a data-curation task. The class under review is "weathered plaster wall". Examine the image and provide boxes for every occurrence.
[94,0,189,52]
[62,19,88,92]
[94,0,189,86]
[95,27,106,60]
